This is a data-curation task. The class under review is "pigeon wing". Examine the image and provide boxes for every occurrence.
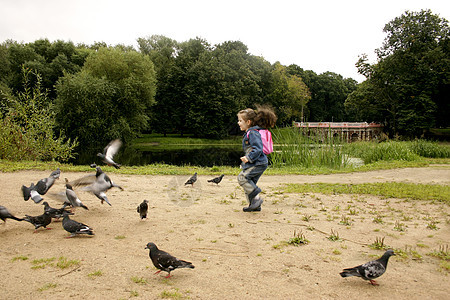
[361,261,386,280]
[104,139,122,159]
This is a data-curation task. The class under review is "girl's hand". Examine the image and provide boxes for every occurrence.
[240,156,249,163]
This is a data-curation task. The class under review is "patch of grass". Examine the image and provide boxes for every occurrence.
[160,288,185,299]
[56,257,80,269]
[287,230,309,246]
[426,221,439,230]
[37,283,57,292]
[327,229,341,242]
[131,276,148,285]
[130,290,139,297]
[88,270,103,278]
[302,214,312,222]
[373,215,384,224]
[339,215,352,226]
[282,182,450,204]
[31,257,56,269]
[190,219,206,225]
[369,237,390,250]
[394,221,406,232]
[427,245,450,261]
[11,255,29,262]
[332,249,342,255]
[114,235,126,240]
[439,260,450,273]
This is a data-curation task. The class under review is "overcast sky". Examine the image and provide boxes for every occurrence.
[1,0,449,82]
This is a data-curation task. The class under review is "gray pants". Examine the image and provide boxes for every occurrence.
[237,164,267,203]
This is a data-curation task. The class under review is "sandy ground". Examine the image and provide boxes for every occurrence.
[0,166,449,300]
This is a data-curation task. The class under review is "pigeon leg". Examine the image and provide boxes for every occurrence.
[154,270,162,275]
[369,280,379,286]
[164,273,172,278]
[45,227,53,230]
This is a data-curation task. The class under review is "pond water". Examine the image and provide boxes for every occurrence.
[72,145,244,167]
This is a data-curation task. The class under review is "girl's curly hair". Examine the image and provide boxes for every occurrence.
[238,105,277,129]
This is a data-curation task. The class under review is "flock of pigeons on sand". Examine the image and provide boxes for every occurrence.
[1,139,395,281]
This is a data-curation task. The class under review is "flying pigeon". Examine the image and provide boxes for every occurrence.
[340,249,396,285]
[0,205,23,223]
[21,168,61,203]
[137,200,149,220]
[97,139,122,169]
[23,210,52,232]
[69,166,123,206]
[185,172,197,186]
[42,201,72,220]
[207,174,224,185]
[145,242,195,278]
[62,211,94,238]
[65,178,89,210]
[21,183,44,203]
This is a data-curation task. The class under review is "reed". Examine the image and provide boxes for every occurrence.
[271,127,348,169]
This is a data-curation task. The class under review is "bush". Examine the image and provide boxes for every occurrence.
[0,68,77,161]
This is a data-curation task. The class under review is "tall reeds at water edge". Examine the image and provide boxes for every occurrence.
[270,127,348,169]
[270,128,450,169]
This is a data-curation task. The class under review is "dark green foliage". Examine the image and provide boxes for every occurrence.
[348,10,450,137]
[55,47,156,147]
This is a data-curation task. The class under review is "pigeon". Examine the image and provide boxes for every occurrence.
[65,178,89,210]
[21,168,61,203]
[23,210,52,232]
[0,205,24,223]
[69,166,123,206]
[21,183,44,203]
[62,211,94,238]
[97,139,122,169]
[184,172,197,186]
[137,200,148,220]
[42,201,72,220]
[340,249,396,285]
[145,242,195,278]
[208,174,224,185]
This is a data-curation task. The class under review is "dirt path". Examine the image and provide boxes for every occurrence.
[0,166,449,299]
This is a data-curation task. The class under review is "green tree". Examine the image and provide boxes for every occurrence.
[138,35,180,135]
[286,75,311,122]
[55,47,156,147]
[349,10,449,137]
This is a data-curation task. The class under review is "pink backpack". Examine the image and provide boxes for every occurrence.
[247,129,273,155]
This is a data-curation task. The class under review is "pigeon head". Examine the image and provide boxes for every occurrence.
[384,249,396,257]
[50,168,61,179]
[145,242,157,250]
[143,200,149,204]
[42,201,49,207]
[90,163,97,168]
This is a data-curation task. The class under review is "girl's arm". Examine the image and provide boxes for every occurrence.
[245,130,263,163]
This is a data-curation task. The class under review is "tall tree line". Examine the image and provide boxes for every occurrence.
[1,8,446,157]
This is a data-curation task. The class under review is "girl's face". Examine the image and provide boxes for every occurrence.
[238,114,252,131]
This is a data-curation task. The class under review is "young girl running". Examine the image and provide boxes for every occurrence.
[237,106,277,212]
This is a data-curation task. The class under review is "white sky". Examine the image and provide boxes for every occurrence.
[1,0,449,82]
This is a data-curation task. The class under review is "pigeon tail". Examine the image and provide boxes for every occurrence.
[21,185,32,200]
[339,269,359,278]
